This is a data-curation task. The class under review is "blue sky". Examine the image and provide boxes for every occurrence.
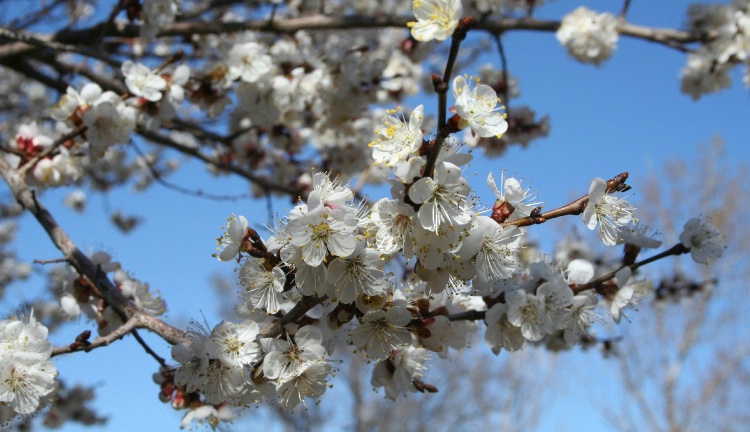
[1,0,748,430]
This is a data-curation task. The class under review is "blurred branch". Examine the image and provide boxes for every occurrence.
[0,157,190,346]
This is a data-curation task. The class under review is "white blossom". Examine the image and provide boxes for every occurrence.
[679,218,725,265]
[370,105,424,167]
[556,7,619,65]
[408,161,472,232]
[351,307,412,361]
[452,75,508,138]
[122,61,167,102]
[582,178,635,246]
[240,258,286,314]
[408,0,463,42]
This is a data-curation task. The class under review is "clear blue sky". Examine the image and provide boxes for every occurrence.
[1,0,748,430]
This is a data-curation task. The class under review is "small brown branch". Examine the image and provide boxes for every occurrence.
[51,318,139,357]
[0,26,120,67]
[504,172,629,228]
[446,309,487,322]
[129,139,252,201]
[422,17,474,180]
[132,329,169,369]
[33,257,68,265]
[619,0,634,19]
[573,243,689,294]
[137,127,300,197]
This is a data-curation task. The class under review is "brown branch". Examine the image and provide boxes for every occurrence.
[0,157,190,346]
[503,172,629,228]
[132,329,169,369]
[0,15,704,62]
[0,26,120,67]
[445,309,486,322]
[51,318,139,357]
[137,126,301,196]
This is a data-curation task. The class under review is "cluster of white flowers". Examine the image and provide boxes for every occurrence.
[682,1,750,98]
[0,1,735,427]
[170,320,332,422]
[0,312,57,418]
[206,57,695,410]
[7,122,80,187]
[556,7,619,66]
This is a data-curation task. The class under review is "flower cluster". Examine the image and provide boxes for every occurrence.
[682,1,750,98]
[556,7,619,66]
[0,312,57,417]
[170,320,332,424]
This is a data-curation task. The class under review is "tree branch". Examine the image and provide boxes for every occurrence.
[0,157,190,346]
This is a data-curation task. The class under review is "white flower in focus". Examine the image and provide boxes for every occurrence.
[280,244,329,296]
[285,205,358,267]
[201,360,246,405]
[207,321,262,368]
[556,7,619,65]
[351,307,412,361]
[172,334,210,394]
[277,362,331,409]
[306,172,353,210]
[240,258,286,314]
[0,359,57,415]
[326,241,387,304]
[408,0,462,42]
[506,289,546,342]
[0,312,57,416]
[582,178,635,246]
[408,161,472,232]
[122,61,167,102]
[452,76,508,138]
[0,312,52,361]
[411,223,463,271]
[460,216,521,282]
[371,198,416,256]
[679,217,725,265]
[216,214,248,261]
[606,268,650,324]
[370,105,424,167]
[262,326,327,383]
